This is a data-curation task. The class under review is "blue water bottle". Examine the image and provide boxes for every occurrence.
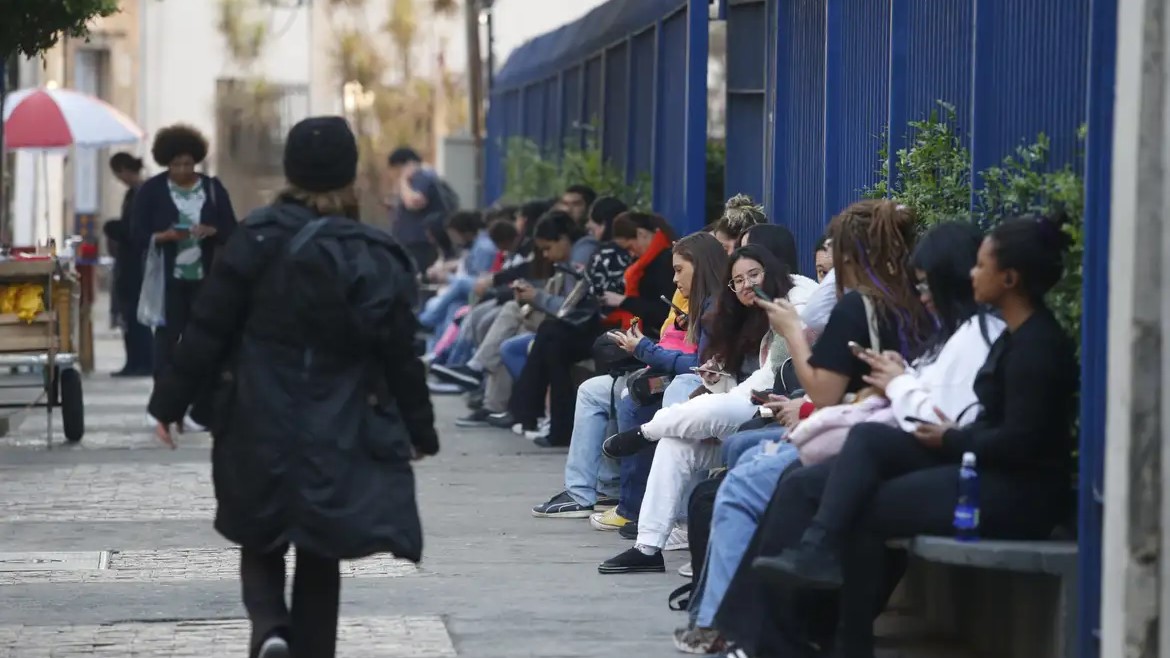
[953,452,980,541]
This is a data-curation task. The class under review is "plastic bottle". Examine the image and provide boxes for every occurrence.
[953,452,980,542]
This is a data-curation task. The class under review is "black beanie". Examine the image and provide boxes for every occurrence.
[283,116,358,193]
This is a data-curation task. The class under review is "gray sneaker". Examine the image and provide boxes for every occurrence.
[258,635,290,658]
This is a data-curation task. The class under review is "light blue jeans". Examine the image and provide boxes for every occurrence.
[693,436,799,628]
[500,333,534,380]
[564,374,626,507]
[418,275,474,335]
[722,426,785,468]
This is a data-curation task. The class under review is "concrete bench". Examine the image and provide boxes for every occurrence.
[884,537,1077,658]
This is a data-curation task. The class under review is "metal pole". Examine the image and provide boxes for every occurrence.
[465,0,484,206]
[0,53,8,246]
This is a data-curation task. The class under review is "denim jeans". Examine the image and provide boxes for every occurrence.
[418,275,474,334]
[615,374,702,521]
[691,439,800,628]
[442,337,475,368]
[563,374,626,507]
[500,333,534,381]
[722,426,786,468]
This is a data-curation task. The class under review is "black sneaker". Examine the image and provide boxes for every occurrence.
[486,411,515,429]
[532,491,594,518]
[595,495,618,510]
[467,388,485,410]
[601,427,653,459]
[454,408,493,428]
[619,522,639,540]
[598,547,665,574]
[752,543,843,589]
[431,363,483,389]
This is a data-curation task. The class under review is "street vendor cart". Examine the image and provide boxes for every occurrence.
[0,257,84,446]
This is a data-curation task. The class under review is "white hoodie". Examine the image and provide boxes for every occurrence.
[887,314,1006,433]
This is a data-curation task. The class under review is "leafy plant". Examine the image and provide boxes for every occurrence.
[978,127,1086,343]
[501,134,651,209]
[864,102,972,229]
[0,0,120,58]
[706,139,727,225]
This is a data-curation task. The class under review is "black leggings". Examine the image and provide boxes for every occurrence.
[717,423,1066,657]
[241,544,341,658]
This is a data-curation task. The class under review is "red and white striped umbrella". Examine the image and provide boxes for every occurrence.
[2,86,143,150]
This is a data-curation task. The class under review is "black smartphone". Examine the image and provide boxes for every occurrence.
[847,341,867,357]
[750,389,773,405]
[660,295,689,321]
[751,285,772,302]
[904,415,938,426]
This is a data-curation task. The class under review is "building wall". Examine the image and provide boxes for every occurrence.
[1100,0,1165,656]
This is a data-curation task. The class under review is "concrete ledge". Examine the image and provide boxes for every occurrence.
[906,537,1077,576]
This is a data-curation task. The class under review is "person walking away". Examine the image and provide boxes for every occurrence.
[130,125,237,427]
[103,152,152,377]
[387,146,457,273]
[147,116,438,658]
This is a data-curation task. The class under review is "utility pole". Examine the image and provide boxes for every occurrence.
[0,54,8,245]
[464,0,484,206]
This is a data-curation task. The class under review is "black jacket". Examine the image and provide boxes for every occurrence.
[147,201,438,562]
[615,248,675,338]
[941,308,1078,476]
[103,184,143,299]
[129,172,238,288]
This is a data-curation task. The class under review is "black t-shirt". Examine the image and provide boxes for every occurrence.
[807,291,903,394]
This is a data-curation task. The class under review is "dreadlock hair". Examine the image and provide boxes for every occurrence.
[827,199,931,358]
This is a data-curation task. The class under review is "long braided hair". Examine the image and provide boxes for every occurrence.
[827,199,932,358]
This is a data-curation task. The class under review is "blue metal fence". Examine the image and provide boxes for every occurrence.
[486,0,708,234]
[727,2,1108,655]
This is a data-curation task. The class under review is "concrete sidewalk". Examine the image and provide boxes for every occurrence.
[0,323,690,657]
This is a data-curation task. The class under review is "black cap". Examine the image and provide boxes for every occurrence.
[283,116,358,193]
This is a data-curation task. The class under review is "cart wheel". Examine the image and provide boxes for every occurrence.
[60,368,84,443]
[46,366,61,407]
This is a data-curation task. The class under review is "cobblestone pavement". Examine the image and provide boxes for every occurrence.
[0,313,689,657]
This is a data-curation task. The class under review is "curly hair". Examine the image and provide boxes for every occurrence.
[151,124,209,166]
[715,194,767,239]
[828,199,931,358]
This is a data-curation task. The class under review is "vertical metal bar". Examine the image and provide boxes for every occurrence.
[650,20,662,212]
[968,0,987,213]
[684,0,709,234]
[767,0,784,222]
[599,49,608,158]
[821,0,843,219]
[1078,0,1117,654]
[624,36,636,183]
[886,0,908,192]
[578,64,587,150]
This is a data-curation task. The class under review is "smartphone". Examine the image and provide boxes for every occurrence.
[751,285,772,302]
[691,365,732,378]
[630,318,640,331]
[904,415,938,426]
[660,295,689,320]
[847,341,867,356]
[750,389,773,405]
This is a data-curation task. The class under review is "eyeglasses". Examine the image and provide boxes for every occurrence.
[915,281,930,295]
[729,268,765,291]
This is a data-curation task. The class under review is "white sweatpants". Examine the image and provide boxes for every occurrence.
[642,367,776,442]
[636,436,723,549]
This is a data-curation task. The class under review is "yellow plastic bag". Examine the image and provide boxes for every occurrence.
[0,285,18,315]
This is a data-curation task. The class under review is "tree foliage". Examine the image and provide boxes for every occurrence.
[0,0,120,58]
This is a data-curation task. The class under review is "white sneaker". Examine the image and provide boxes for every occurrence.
[183,416,207,433]
[664,525,689,552]
[258,635,290,658]
[678,561,694,578]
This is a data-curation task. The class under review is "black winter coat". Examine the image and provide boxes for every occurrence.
[147,201,439,562]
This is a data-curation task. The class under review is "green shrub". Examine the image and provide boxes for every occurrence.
[864,102,972,230]
[501,134,650,209]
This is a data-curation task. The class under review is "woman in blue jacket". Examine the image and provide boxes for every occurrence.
[130,125,237,424]
[531,232,727,518]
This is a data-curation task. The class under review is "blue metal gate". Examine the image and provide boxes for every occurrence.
[486,0,709,234]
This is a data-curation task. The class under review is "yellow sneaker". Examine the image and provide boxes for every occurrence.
[589,508,630,531]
